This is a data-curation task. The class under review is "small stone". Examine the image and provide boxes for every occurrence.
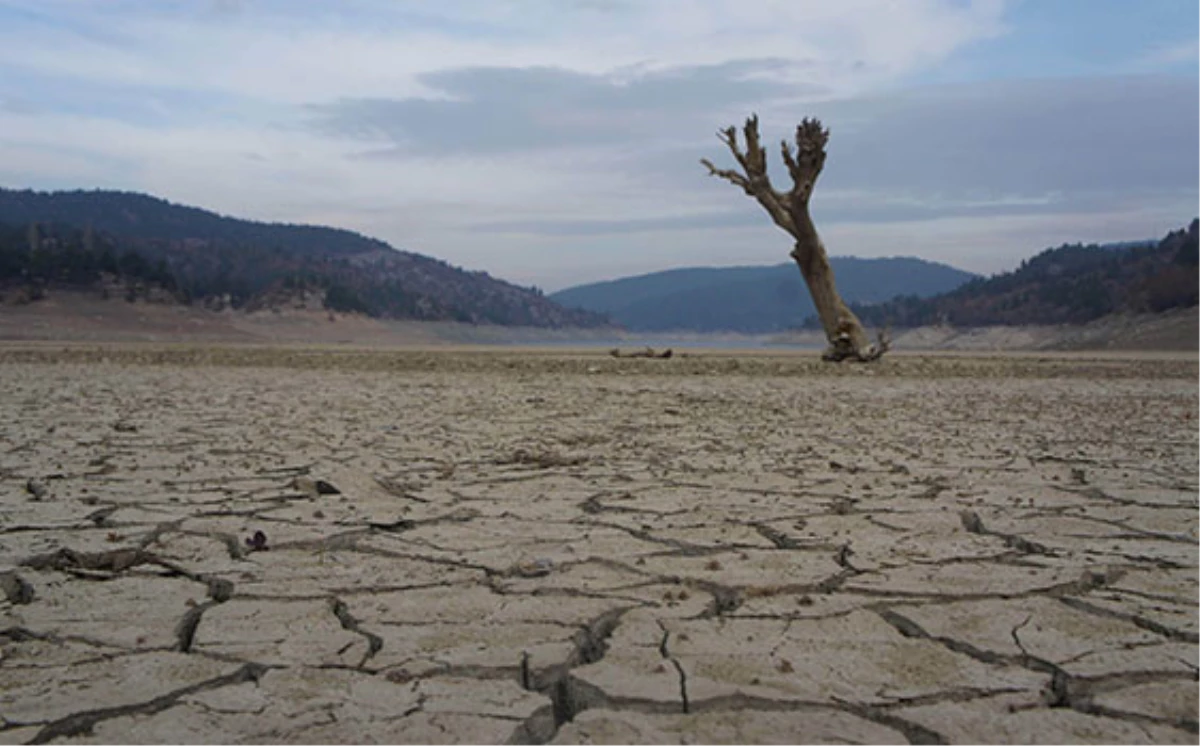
[314,479,340,495]
[245,530,269,552]
[0,572,34,605]
[25,479,47,500]
[207,578,235,602]
[959,510,985,534]
[113,421,138,432]
[513,558,554,577]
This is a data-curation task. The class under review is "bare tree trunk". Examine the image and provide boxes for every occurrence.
[791,243,874,361]
[702,116,887,362]
[789,190,877,361]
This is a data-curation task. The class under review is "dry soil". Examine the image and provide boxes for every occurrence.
[0,345,1196,744]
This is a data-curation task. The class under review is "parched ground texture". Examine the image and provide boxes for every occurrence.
[1,346,1197,744]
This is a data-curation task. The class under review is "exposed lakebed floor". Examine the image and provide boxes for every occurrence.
[1,346,1197,744]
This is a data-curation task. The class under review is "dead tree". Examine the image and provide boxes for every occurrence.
[702,115,888,362]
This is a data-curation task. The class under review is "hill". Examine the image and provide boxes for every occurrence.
[551,257,977,333]
[0,188,609,328]
[837,220,1199,329]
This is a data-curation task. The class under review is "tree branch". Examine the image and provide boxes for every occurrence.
[700,158,751,194]
[700,115,796,235]
[716,125,751,174]
[783,118,829,209]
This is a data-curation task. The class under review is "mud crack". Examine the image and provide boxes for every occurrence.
[959,510,1055,555]
[329,597,384,668]
[28,662,269,744]
[515,606,632,742]
[657,622,690,714]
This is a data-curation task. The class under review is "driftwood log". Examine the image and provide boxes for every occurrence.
[609,347,673,359]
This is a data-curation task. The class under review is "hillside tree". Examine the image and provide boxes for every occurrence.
[702,115,887,361]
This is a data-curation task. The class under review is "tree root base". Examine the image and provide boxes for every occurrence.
[821,330,890,363]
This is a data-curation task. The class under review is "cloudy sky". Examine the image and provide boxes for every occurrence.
[0,0,1196,290]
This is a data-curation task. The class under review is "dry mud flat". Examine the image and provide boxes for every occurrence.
[0,346,1197,744]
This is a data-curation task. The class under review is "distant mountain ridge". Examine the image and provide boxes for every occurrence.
[551,257,978,333]
[0,188,609,328]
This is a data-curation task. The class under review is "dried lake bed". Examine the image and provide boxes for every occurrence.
[1,345,1197,744]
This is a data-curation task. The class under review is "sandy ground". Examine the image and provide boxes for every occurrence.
[888,308,1199,353]
[0,345,1197,744]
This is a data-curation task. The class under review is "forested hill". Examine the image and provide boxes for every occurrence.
[0,188,609,328]
[835,220,1199,329]
[551,257,977,333]
[0,189,389,257]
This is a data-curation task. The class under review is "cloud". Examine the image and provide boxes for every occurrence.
[1137,38,1200,68]
[0,0,1007,105]
[0,0,1195,291]
[371,71,1194,235]
[312,61,823,154]
[806,75,1198,195]
[468,210,757,236]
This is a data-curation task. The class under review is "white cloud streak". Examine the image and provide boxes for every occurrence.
[0,0,1007,103]
[1137,37,1200,68]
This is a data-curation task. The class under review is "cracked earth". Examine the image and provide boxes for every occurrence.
[1,346,1196,744]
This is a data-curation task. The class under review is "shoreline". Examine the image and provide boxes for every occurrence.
[0,290,1196,354]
